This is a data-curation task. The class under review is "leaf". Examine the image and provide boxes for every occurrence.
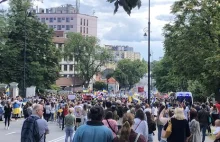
[114,1,119,14]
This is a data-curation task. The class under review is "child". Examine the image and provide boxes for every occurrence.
[213,119,220,135]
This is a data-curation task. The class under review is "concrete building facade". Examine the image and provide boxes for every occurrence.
[105,45,141,61]
[36,4,98,37]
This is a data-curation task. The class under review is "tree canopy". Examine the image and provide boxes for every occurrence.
[0,0,61,95]
[107,0,141,15]
[152,0,220,101]
[64,33,112,88]
[113,59,147,89]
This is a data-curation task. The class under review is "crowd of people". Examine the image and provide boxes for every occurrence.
[1,95,220,142]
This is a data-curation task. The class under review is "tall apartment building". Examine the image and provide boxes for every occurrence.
[36,4,98,37]
[36,4,98,77]
[105,45,141,61]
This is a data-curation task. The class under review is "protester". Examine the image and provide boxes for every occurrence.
[21,104,49,142]
[4,101,12,129]
[163,107,190,142]
[113,113,146,142]
[65,109,75,142]
[102,111,118,138]
[73,106,113,142]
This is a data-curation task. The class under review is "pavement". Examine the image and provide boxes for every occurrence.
[0,119,215,142]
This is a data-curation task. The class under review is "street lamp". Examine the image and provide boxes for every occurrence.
[144,0,151,104]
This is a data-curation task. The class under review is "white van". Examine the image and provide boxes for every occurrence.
[175,92,193,105]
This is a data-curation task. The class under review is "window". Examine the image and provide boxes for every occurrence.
[84,19,85,26]
[58,43,62,48]
[71,17,73,20]
[64,65,67,71]
[62,25,65,28]
[66,25,70,30]
[46,18,48,20]
[57,25,61,30]
[62,17,65,20]
[54,17,56,20]
[80,27,82,33]
[41,18,45,23]
[69,55,73,61]
[69,65,73,71]
[64,57,67,61]
[57,18,61,22]
[80,18,82,25]
[38,18,40,21]
[83,27,85,33]
[86,28,88,34]
[66,17,70,22]
[87,20,88,26]
[60,65,62,71]
[64,74,67,77]
[70,25,73,28]
[54,25,57,28]
[49,18,53,23]
[49,25,53,29]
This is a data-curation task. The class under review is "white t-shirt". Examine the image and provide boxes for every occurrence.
[213,127,220,135]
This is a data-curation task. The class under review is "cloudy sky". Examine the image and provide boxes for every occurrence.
[0,0,176,60]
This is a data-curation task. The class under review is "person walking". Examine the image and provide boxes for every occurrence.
[64,109,75,142]
[4,101,12,129]
[189,109,201,142]
[198,104,210,142]
[73,106,113,142]
[21,104,49,142]
[113,113,146,142]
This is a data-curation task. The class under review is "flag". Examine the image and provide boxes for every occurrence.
[5,87,9,96]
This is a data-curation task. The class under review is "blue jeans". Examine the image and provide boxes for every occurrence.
[65,126,74,142]
[148,133,154,142]
[157,125,163,141]
[200,124,207,142]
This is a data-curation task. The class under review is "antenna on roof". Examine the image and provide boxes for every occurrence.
[76,0,80,13]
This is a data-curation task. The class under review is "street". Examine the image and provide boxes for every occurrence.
[0,119,214,142]
[0,119,65,142]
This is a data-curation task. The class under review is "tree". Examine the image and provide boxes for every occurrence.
[0,0,61,95]
[163,0,220,100]
[64,33,112,88]
[114,59,147,89]
[107,0,141,15]
[93,81,107,91]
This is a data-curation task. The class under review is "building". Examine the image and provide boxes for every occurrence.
[105,45,141,61]
[52,37,75,77]
[36,4,98,37]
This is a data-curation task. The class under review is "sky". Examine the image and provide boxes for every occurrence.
[0,0,176,60]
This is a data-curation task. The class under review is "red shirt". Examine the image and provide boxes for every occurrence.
[63,108,68,116]
[216,103,220,113]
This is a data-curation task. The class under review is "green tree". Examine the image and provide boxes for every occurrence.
[107,0,141,15]
[93,81,107,91]
[64,33,112,88]
[114,59,147,89]
[0,0,61,95]
[163,0,220,100]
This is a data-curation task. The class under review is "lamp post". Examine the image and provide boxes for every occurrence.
[144,0,151,104]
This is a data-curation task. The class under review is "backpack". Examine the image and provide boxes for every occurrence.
[23,106,28,117]
[21,116,42,142]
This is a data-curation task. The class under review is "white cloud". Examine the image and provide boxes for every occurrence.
[0,0,176,60]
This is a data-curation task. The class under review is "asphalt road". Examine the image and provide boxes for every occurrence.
[0,118,214,142]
